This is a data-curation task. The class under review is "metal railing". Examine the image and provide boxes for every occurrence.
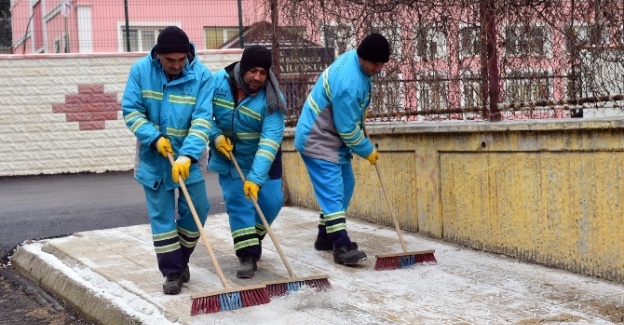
[4,0,624,122]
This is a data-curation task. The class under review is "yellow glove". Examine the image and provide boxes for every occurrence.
[243,180,260,200]
[172,155,191,183]
[155,137,173,158]
[365,149,379,165]
[214,135,233,160]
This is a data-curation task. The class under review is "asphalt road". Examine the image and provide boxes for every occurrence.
[0,171,225,324]
[0,171,225,258]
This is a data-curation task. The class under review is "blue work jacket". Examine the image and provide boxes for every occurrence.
[122,43,213,190]
[208,63,285,186]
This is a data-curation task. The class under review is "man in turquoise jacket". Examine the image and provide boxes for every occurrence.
[294,33,390,266]
[121,26,213,294]
[208,45,286,279]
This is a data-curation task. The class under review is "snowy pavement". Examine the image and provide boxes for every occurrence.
[10,207,624,324]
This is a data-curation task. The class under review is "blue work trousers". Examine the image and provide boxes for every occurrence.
[143,180,209,276]
[300,154,355,248]
[219,173,283,259]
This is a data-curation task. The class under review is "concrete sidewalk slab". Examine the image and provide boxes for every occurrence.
[11,207,624,324]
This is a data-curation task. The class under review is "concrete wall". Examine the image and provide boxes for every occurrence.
[0,50,242,176]
[282,118,624,283]
[3,52,624,284]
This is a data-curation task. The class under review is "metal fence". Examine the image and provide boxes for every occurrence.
[4,0,624,123]
[276,0,624,124]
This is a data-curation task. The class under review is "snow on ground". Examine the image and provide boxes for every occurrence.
[12,207,624,324]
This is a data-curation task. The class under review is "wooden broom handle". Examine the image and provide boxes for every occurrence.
[374,163,408,252]
[363,127,409,253]
[229,152,296,278]
[167,153,230,289]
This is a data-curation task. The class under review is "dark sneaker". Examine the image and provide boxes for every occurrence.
[181,265,190,283]
[315,238,358,251]
[163,273,183,295]
[236,254,258,279]
[333,243,367,266]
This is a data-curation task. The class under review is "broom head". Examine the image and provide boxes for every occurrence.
[374,249,437,271]
[264,274,331,297]
[190,284,269,316]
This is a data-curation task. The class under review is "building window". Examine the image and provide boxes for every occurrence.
[505,70,552,104]
[459,25,481,57]
[565,71,583,98]
[121,26,163,52]
[418,73,449,111]
[414,24,447,60]
[371,72,405,114]
[322,23,355,59]
[461,71,483,108]
[504,25,549,56]
[205,27,239,49]
[565,24,609,53]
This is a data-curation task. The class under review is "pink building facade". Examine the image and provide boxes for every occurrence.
[10,0,270,54]
[10,1,623,120]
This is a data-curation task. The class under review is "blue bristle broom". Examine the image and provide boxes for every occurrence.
[361,128,438,271]
[230,153,331,297]
[371,161,437,270]
[167,154,270,315]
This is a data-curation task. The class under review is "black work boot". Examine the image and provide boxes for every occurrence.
[314,237,333,251]
[315,238,358,251]
[315,215,331,251]
[236,254,258,279]
[163,273,183,295]
[181,265,190,283]
[333,242,367,266]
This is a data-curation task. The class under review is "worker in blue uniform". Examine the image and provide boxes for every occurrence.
[294,33,391,266]
[208,45,286,278]
[122,26,213,294]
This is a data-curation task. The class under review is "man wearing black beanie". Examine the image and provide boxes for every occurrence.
[294,33,391,266]
[207,45,287,279]
[357,33,391,65]
[121,26,215,294]
[154,26,192,81]
[239,45,273,78]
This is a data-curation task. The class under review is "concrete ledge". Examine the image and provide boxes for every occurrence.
[284,117,624,137]
[12,241,171,325]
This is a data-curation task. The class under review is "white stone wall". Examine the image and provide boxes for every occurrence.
[0,50,242,176]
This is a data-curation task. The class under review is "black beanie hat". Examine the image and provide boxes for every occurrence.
[155,26,190,54]
[240,45,272,74]
[357,33,391,63]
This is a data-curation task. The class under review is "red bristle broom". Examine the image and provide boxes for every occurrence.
[362,128,437,270]
[167,154,269,315]
[230,152,331,297]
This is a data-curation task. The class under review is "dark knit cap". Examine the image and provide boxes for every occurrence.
[155,26,190,54]
[240,45,272,74]
[357,33,391,63]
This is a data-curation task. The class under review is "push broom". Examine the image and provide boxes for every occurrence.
[167,153,269,315]
[230,152,331,297]
[362,128,437,270]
